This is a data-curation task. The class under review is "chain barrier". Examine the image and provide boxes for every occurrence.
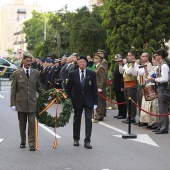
[98,92,170,117]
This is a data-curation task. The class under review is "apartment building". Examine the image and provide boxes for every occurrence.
[89,0,103,12]
[0,0,42,57]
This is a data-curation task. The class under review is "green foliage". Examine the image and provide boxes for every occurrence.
[70,6,107,55]
[102,0,170,70]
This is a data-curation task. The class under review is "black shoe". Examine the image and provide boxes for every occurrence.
[152,128,160,132]
[74,140,79,146]
[147,125,158,130]
[117,116,126,119]
[124,120,136,124]
[29,146,35,151]
[114,115,119,118]
[155,130,168,134]
[104,114,106,117]
[20,144,26,148]
[94,117,103,121]
[84,142,92,149]
[138,123,147,127]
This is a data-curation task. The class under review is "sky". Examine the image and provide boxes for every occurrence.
[0,0,89,11]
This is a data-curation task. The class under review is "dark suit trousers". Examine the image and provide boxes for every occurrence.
[18,112,36,147]
[124,87,137,120]
[115,90,127,117]
[73,105,93,143]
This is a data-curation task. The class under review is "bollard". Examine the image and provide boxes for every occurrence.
[122,97,137,139]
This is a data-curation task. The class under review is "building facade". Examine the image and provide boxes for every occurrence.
[89,0,103,12]
[0,0,41,57]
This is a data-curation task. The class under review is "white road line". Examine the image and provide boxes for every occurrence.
[99,122,127,134]
[0,91,9,92]
[0,139,4,143]
[0,95,5,98]
[98,122,159,147]
[39,123,62,138]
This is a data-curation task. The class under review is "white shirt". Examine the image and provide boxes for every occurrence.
[23,67,30,75]
[79,68,86,82]
[119,62,138,76]
[155,64,169,83]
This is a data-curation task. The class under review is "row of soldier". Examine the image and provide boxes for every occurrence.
[30,50,108,123]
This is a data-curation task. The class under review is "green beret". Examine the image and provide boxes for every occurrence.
[23,51,34,59]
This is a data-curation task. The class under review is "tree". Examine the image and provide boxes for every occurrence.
[102,0,170,69]
[70,6,107,55]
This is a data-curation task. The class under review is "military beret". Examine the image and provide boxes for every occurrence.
[54,59,60,63]
[46,54,52,57]
[77,55,88,63]
[23,51,34,59]
[94,53,102,59]
[40,58,45,63]
[115,54,122,59]
[36,56,41,59]
[98,49,106,54]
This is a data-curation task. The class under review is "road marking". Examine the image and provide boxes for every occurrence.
[113,134,159,147]
[0,91,9,92]
[0,95,5,98]
[99,122,159,147]
[99,122,127,134]
[39,123,62,138]
[0,139,4,143]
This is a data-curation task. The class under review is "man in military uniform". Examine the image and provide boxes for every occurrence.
[97,49,108,116]
[93,54,107,122]
[10,51,44,151]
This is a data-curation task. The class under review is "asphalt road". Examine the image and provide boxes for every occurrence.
[0,85,170,170]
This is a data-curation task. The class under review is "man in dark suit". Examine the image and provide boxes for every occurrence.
[10,51,44,151]
[66,56,98,149]
[113,54,127,119]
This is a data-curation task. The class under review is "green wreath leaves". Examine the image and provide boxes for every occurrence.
[37,88,72,128]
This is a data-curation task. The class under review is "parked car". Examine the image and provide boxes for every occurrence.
[0,57,18,79]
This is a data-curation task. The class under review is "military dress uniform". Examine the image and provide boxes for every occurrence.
[95,62,107,120]
[10,54,44,150]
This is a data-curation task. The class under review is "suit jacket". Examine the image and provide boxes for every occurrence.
[95,63,107,90]
[113,65,124,91]
[66,69,98,109]
[10,68,44,112]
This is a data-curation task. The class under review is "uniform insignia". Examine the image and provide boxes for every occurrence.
[100,68,105,73]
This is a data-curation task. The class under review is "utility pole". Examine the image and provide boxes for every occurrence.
[44,16,46,41]
[57,34,61,58]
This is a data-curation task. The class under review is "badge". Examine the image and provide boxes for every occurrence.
[89,80,92,85]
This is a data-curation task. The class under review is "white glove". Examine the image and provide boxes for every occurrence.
[93,105,97,110]
[48,96,52,101]
[98,88,102,92]
[11,106,16,111]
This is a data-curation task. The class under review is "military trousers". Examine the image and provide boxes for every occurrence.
[96,91,105,118]
[18,112,36,147]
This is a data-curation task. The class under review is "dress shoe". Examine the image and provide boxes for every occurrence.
[152,128,160,132]
[74,140,79,146]
[94,117,103,121]
[123,120,136,124]
[117,116,126,119]
[155,130,168,134]
[20,144,26,148]
[29,146,35,151]
[147,125,158,130]
[113,115,119,118]
[84,142,92,149]
[138,123,147,127]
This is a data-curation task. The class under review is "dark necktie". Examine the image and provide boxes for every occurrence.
[26,69,29,79]
[81,70,85,87]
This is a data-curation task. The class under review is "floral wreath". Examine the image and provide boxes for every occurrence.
[37,88,72,128]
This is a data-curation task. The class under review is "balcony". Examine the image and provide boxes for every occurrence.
[17,9,26,14]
